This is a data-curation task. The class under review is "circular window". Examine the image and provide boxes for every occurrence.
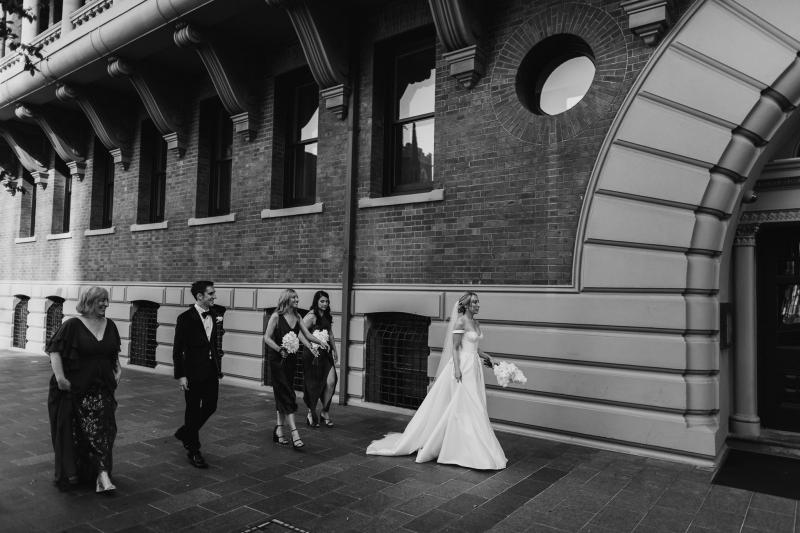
[515,34,595,116]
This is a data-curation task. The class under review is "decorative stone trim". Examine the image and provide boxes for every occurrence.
[31,24,62,49]
[71,0,114,30]
[429,0,485,88]
[741,209,800,226]
[14,104,87,180]
[0,123,50,187]
[14,236,36,243]
[188,213,236,226]
[174,23,255,140]
[621,0,671,47]
[733,223,759,247]
[56,83,133,169]
[46,232,73,240]
[107,57,186,157]
[0,53,21,74]
[358,189,444,209]
[266,0,350,118]
[84,227,115,236]
[489,3,628,144]
[130,221,168,232]
[261,203,323,219]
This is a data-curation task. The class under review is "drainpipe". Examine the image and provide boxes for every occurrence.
[338,48,359,406]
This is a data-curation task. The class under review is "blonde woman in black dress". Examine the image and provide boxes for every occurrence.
[263,289,328,448]
[302,290,338,427]
[47,286,122,492]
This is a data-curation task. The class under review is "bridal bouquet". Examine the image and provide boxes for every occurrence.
[491,360,527,388]
[280,332,300,362]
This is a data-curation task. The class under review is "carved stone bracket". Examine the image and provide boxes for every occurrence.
[429,0,484,88]
[174,22,256,139]
[620,0,672,47]
[266,0,350,118]
[56,83,133,169]
[106,56,187,156]
[14,104,87,180]
[0,123,50,188]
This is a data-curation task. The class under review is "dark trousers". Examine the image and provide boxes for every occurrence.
[181,374,218,452]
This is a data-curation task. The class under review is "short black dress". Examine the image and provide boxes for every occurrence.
[302,313,337,412]
[266,313,301,414]
[46,317,120,486]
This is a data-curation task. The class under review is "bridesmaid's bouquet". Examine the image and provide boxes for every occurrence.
[310,329,329,365]
[280,332,300,364]
[491,360,527,388]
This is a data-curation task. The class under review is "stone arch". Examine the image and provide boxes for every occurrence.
[577,0,800,294]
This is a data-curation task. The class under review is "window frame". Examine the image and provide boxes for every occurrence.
[284,74,319,208]
[206,101,233,217]
[383,36,436,196]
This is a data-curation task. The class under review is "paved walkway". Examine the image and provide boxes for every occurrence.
[0,351,798,533]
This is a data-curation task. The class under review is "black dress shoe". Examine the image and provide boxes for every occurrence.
[187,450,208,469]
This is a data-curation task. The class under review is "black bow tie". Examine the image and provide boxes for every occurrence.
[201,311,211,319]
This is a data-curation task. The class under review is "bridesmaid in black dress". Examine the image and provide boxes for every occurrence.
[263,289,328,448]
[302,291,338,428]
[47,286,121,493]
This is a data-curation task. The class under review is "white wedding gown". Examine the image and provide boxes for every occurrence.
[366,331,507,470]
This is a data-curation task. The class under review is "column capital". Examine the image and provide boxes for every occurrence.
[734,223,759,247]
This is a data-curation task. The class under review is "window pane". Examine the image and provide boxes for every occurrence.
[396,48,435,120]
[297,83,319,141]
[395,118,434,187]
[540,56,595,116]
[291,142,317,205]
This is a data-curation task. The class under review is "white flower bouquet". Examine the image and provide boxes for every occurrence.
[311,329,329,348]
[492,360,527,388]
[280,331,300,359]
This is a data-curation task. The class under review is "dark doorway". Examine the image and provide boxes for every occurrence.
[757,224,800,431]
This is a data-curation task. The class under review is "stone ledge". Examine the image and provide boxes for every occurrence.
[358,189,444,209]
[261,202,324,218]
[130,221,168,232]
[46,232,72,240]
[84,227,115,236]
[188,213,236,226]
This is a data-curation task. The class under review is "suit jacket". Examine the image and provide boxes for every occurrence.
[172,306,222,382]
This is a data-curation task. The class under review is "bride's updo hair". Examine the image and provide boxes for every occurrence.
[457,292,478,314]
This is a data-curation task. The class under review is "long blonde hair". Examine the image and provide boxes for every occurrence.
[76,286,109,315]
[275,288,298,316]
[456,291,478,315]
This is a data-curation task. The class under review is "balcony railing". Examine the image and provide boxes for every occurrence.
[71,0,115,30]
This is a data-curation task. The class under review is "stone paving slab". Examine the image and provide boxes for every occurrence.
[2,351,799,533]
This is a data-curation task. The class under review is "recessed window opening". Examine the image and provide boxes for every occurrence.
[516,34,595,116]
[46,297,65,345]
[13,296,30,349]
[130,301,159,368]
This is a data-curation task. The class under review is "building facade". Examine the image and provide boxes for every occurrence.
[2,0,800,464]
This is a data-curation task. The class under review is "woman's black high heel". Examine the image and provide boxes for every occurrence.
[290,428,304,449]
[273,425,288,445]
[320,412,334,428]
[306,411,319,428]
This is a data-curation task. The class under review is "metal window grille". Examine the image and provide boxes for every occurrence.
[45,298,65,345]
[262,308,308,390]
[365,313,431,409]
[129,301,159,368]
[12,296,29,349]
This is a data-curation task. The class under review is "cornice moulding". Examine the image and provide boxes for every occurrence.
[621,0,672,47]
[14,103,87,180]
[428,0,485,89]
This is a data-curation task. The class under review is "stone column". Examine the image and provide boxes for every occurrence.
[731,223,761,437]
[61,0,81,35]
[20,0,39,42]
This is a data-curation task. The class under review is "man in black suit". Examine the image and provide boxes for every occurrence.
[173,280,223,468]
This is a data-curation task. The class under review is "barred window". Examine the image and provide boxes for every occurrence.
[262,307,308,390]
[12,296,30,349]
[45,297,65,345]
[130,301,159,368]
[365,313,431,409]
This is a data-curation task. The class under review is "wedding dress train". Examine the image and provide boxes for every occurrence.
[366,331,507,470]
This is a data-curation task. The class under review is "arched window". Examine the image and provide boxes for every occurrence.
[12,296,30,349]
[365,313,431,409]
[262,307,308,390]
[130,301,159,368]
[45,297,65,344]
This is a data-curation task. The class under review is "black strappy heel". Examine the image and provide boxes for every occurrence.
[273,425,288,445]
[306,411,319,428]
[290,428,304,449]
[320,412,334,428]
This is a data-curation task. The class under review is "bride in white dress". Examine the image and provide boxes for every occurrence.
[366,292,507,470]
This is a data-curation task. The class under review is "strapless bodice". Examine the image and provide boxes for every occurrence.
[461,330,482,354]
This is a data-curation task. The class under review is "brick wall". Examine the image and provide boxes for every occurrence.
[0,0,691,287]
